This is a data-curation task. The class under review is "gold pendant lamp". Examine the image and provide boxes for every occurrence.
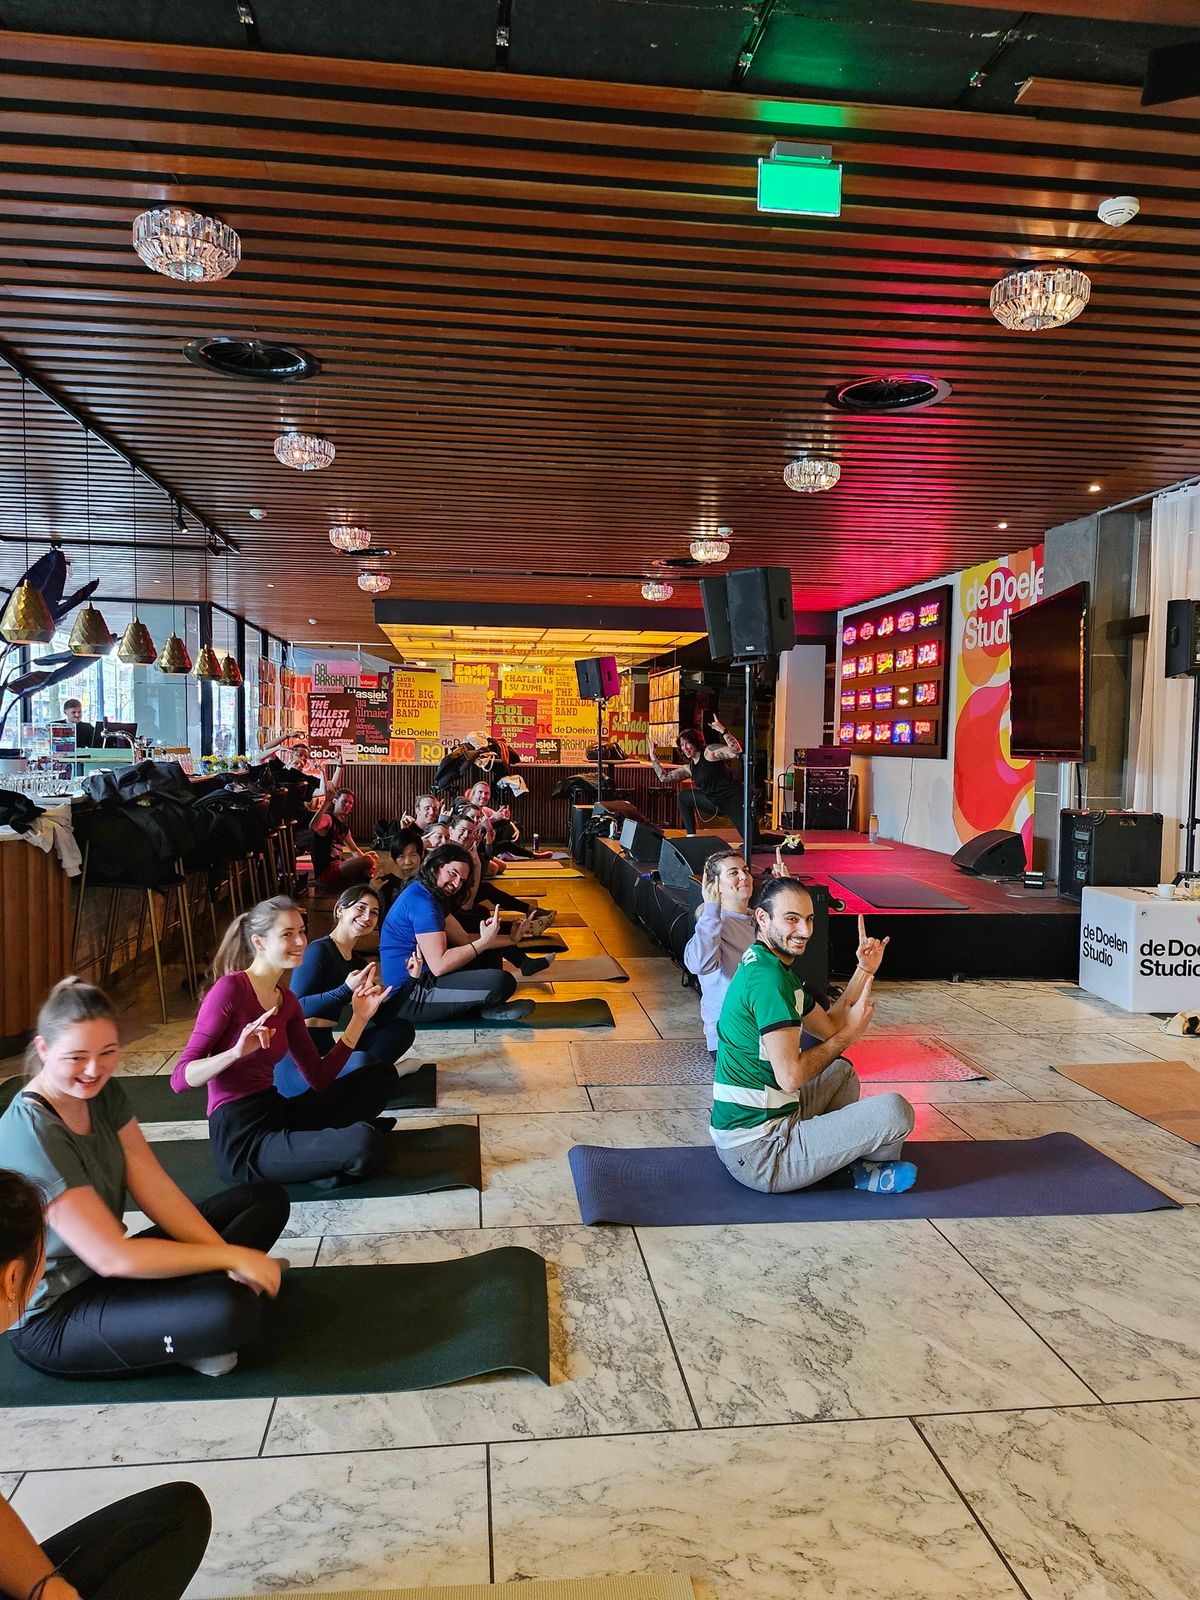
[192,642,222,681]
[218,545,243,686]
[2,379,55,644]
[118,461,156,664]
[157,496,192,673]
[70,428,116,656]
[220,653,244,687]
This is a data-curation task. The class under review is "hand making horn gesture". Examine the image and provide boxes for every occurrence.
[349,962,394,1023]
[855,914,890,975]
[233,1006,277,1059]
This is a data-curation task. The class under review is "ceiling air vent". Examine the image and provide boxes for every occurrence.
[183,338,321,383]
[826,373,951,414]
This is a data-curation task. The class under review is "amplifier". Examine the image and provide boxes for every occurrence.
[795,746,851,768]
[1057,810,1163,900]
[800,767,853,829]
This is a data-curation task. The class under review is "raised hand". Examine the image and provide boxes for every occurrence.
[233,1007,276,1059]
[405,947,424,981]
[350,963,394,1023]
[843,977,875,1041]
[344,966,371,993]
[855,914,890,974]
[477,906,504,947]
[710,716,726,735]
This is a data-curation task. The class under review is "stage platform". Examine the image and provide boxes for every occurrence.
[586,827,1081,982]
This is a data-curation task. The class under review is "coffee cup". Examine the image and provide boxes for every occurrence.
[1157,883,1176,899]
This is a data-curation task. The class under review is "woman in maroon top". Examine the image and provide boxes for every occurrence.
[173,896,398,1188]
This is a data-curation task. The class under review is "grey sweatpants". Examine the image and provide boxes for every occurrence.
[714,1059,914,1193]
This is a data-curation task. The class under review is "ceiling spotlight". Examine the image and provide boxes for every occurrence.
[249,507,266,520]
[783,456,841,494]
[1088,482,1103,493]
[997,521,1008,530]
[266,582,274,588]
[132,207,240,282]
[357,570,391,593]
[690,526,732,564]
[273,431,335,471]
[307,617,318,625]
[989,266,1090,332]
[641,580,674,601]
[329,524,371,552]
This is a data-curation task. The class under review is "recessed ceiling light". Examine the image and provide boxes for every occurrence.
[249,507,266,520]
[266,582,274,588]
[997,521,1008,530]
[307,617,317,624]
[152,578,161,584]
[1088,483,1102,493]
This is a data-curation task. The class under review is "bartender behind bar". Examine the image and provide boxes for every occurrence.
[62,697,97,748]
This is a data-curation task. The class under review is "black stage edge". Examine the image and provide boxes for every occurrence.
[581,822,1081,982]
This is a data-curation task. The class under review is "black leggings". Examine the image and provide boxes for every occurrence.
[11,1184,288,1379]
[395,953,517,1022]
[210,1058,398,1186]
[5,1482,213,1600]
[679,785,746,839]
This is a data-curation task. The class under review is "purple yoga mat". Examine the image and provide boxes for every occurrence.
[568,1134,1178,1226]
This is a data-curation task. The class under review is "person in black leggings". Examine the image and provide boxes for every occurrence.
[0,982,287,1389]
[0,1167,213,1600]
[649,720,748,839]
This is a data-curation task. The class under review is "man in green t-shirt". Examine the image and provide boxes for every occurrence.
[713,879,916,1194]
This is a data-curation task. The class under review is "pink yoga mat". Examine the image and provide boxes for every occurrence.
[843,1037,987,1082]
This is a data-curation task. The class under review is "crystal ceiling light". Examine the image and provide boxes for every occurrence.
[641,580,674,601]
[274,431,335,471]
[783,456,841,493]
[989,266,1090,332]
[690,526,732,563]
[132,207,241,282]
[357,570,391,593]
[329,524,372,552]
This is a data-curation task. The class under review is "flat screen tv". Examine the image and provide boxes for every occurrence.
[1009,582,1087,760]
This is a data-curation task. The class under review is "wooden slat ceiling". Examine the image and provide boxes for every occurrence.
[1,1,1199,648]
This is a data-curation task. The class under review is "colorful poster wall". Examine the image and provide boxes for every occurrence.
[391,670,442,740]
[952,545,1045,860]
[307,691,356,761]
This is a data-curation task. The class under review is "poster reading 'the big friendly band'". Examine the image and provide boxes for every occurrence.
[952,544,1044,863]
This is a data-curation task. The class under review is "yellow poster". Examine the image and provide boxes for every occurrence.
[391,670,442,739]
[551,664,597,738]
[501,667,547,699]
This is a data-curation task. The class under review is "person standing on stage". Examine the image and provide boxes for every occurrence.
[649,719,747,838]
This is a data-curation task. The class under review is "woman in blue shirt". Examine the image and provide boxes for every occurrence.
[274,884,420,1098]
[379,844,535,1023]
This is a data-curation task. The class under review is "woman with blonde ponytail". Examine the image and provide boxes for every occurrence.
[172,897,399,1188]
[0,979,288,1382]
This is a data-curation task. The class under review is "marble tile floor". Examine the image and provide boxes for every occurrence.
[3,904,1199,1598]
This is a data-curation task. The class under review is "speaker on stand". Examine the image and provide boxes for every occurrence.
[724,568,796,864]
[575,655,620,804]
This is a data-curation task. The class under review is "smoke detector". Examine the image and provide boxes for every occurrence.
[1098,195,1139,227]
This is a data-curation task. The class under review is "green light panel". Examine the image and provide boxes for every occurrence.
[756,157,842,217]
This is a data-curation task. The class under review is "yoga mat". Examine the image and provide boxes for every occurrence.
[496,849,571,862]
[830,873,968,910]
[0,1251,549,1407]
[528,956,629,984]
[571,1039,714,1086]
[519,932,570,953]
[568,1134,1179,1226]
[151,1124,481,1204]
[215,1572,696,1600]
[435,999,616,1031]
[795,843,893,852]
[1051,1058,1200,1143]
[497,862,584,878]
[2,1063,441,1125]
[549,912,587,927]
[845,1037,988,1082]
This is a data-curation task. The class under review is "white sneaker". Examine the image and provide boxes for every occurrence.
[182,1351,239,1376]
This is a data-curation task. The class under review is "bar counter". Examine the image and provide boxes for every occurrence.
[343,761,678,842]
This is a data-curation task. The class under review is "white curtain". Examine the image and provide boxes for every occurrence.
[1132,484,1200,875]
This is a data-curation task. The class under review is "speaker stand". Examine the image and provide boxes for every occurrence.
[594,693,609,804]
[1180,672,1200,881]
[734,656,756,867]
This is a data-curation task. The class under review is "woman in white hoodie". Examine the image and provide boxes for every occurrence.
[683,850,757,1055]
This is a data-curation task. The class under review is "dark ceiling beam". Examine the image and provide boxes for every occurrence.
[913,0,1198,23]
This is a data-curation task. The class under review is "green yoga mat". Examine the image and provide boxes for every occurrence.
[0,1251,549,1407]
[151,1124,480,1204]
[0,1064,440,1124]
[429,998,616,1032]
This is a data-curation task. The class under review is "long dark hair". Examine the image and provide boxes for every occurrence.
[0,1168,45,1306]
[416,843,474,907]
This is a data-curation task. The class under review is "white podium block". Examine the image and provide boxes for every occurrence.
[1079,886,1200,1013]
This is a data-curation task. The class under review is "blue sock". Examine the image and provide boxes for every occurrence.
[850,1158,917,1195]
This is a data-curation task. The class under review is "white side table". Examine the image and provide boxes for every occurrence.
[1079,886,1200,1012]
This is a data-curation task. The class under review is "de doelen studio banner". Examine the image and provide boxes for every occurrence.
[952,544,1045,861]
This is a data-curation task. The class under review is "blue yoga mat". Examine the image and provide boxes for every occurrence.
[568,1134,1178,1226]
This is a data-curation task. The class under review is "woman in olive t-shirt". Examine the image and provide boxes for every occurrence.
[0,978,288,1380]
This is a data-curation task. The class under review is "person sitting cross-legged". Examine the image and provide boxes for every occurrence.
[712,880,916,1195]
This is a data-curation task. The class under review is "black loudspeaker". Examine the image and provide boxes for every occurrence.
[575,655,620,700]
[592,798,647,833]
[1165,599,1200,678]
[726,567,796,658]
[658,833,728,888]
[700,574,733,661]
[619,816,664,862]
[951,829,1027,879]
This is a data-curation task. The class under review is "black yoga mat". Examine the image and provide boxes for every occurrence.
[568,1134,1178,1226]
[432,999,615,1032]
[0,1064,440,1125]
[0,1250,549,1407]
[519,933,569,953]
[152,1123,480,1204]
[829,873,968,910]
